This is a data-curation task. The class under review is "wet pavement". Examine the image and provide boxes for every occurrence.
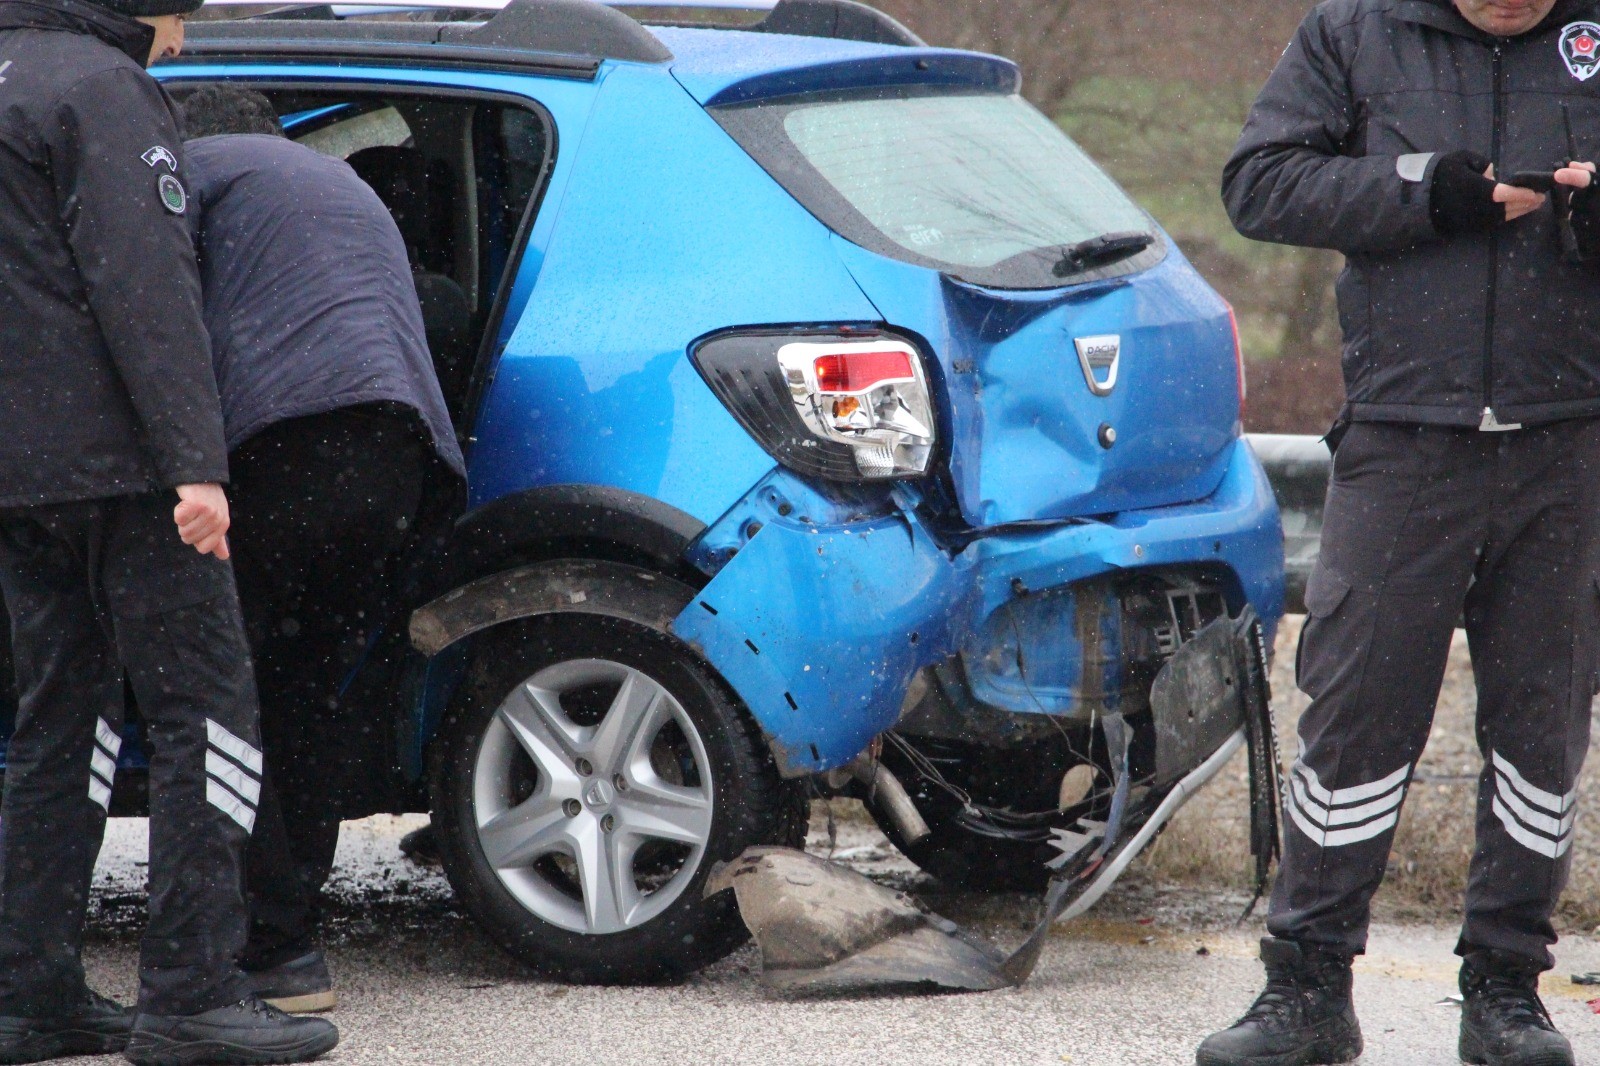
[68,812,1600,1065]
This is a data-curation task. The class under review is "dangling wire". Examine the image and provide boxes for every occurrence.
[1237,609,1283,923]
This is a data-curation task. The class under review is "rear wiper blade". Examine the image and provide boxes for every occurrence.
[1052,231,1155,278]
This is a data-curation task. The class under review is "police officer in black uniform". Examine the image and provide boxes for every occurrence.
[0,1,337,1062]
[1202,2,1600,1065]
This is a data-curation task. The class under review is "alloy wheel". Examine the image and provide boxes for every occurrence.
[472,658,714,935]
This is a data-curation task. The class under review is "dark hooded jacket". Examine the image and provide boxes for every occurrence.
[0,0,227,507]
[1224,0,1600,429]
[184,134,466,478]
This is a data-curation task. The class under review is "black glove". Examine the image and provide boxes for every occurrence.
[1566,177,1600,264]
[1430,150,1501,236]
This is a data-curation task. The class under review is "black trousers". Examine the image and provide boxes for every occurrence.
[0,492,259,1016]
[1269,420,1600,968]
[228,408,426,964]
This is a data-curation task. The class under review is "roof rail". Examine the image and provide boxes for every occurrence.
[446,0,670,60]
[186,0,672,64]
[184,0,923,64]
[752,0,922,47]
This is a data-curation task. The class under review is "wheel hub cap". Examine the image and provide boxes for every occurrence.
[584,780,615,810]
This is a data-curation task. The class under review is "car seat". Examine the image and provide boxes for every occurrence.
[348,146,476,411]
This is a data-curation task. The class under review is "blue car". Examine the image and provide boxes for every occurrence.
[0,0,1285,984]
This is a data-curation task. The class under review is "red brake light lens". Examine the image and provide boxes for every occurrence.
[813,349,915,393]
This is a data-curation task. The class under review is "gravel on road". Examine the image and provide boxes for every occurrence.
[68,810,1600,1066]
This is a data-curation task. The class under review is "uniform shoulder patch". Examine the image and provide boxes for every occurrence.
[1560,22,1600,81]
[142,145,178,171]
[158,172,187,215]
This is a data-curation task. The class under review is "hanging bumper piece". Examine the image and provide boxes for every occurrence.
[707,610,1281,993]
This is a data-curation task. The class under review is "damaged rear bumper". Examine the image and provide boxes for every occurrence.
[1035,611,1280,929]
[670,436,1284,776]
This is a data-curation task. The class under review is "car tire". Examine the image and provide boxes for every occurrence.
[430,574,805,984]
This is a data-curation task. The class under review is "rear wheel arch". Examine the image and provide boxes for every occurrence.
[405,484,713,766]
[427,484,710,596]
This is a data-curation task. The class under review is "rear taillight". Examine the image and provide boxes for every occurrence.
[1227,303,1247,419]
[691,331,937,481]
[778,341,933,478]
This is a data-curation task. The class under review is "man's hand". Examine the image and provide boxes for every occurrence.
[1432,151,1546,233]
[174,483,231,560]
[1556,160,1597,190]
[1493,178,1546,222]
[1558,161,1600,265]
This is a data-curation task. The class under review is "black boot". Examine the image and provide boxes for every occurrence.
[0,989,132,1064]
[124,997,337,1066]
[1459,948,1573,1066]
[1195,938,1363,1066]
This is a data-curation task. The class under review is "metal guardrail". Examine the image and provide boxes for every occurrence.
[1244,433,1330,615]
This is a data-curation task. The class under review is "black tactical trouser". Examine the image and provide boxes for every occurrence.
[1269,420,1600,969]
[0,492,258,1016]
[228,409,427,965]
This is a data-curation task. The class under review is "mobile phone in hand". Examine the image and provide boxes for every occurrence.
[1508,171,1557,193]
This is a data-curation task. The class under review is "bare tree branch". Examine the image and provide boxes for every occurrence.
[875,0,1126,116]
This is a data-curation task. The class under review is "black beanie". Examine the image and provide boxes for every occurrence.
[84,0,206,17]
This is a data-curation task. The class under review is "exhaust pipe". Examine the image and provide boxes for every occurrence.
[845,754,930,845]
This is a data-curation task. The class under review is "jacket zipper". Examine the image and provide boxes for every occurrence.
[1483,42,1503,428]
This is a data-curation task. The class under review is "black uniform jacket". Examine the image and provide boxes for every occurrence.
[0,0,228,508]
[1224,0,1600,428]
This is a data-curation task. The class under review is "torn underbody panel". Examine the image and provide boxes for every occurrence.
[708,610,1281,993]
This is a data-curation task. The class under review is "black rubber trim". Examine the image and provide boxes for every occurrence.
[169,40,603,79]
[447,0,671,62]
[411,558,688,655]
[426,484,707,595]
[181,0,672,64]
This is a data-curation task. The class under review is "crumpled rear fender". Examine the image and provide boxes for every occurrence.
[671,478,968,776]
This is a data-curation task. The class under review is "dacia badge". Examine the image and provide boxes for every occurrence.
[1075,335,1121,396]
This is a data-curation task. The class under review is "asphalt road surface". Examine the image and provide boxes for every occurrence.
[70,814,1600,1066]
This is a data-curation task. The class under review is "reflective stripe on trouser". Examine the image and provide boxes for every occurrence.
[88,717,122,811]
[0,493,259,1016]
[1267,421,1600,969]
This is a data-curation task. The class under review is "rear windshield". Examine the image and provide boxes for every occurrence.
[714,91,1163,290]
